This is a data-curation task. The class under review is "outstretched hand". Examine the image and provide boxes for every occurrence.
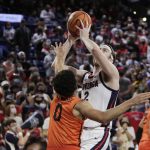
[131,92,150,106]
[76,19,91,41]
[52,42,64,58]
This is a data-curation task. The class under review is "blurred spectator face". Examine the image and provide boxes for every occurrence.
[37,28,43,35]
[11,76,23,93]
[42,39,51,51]
[114,33,119,39]
[37,82,46,93]
[30,72,41,83]
[1,80,9,91]
[9,122,17,133]
[5,104,17,116]
[9,104,17,115]
[45,4,50,11]
[18,51,26,61]
[34,95,47,109]
[5,93,14,105]
[5,22,11,29]
[127,16,132,23]
[95,35,103,45]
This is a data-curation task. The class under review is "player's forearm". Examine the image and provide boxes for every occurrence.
[53,57,65,74]
[82,38,119,78]
[77,100,132,124]
[102,100,133,123]
[63,39,72,59]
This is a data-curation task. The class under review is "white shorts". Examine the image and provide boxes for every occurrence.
[80,127,111,150]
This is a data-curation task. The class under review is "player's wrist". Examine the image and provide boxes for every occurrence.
[81,36,89,42]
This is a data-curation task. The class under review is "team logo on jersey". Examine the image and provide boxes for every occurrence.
[83,80,98,90]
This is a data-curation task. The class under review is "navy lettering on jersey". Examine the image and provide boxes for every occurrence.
[82,80,98,90]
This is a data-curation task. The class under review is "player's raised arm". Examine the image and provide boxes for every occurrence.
[75,92,150,123]
[77,20,119,81]
[52,39,87,85]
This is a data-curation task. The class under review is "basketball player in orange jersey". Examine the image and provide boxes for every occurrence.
[138,106,150,150]
[52,20,119,149]
[47,69,150,150]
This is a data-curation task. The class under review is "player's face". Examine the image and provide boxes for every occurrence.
[93,45,113,68]
[100,45,114,63]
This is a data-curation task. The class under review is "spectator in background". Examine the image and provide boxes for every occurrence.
[0,122,5,150]
[0,66,6,83]
[41,39,52,55]
[95,35,103,46]
[14,19,31,57]
[3,22,15,48]
[40,4,55,24]
[0,102,4,124]
[138,36,148,59]
[124,106,144,133]
[35,81,51,104]
[2,52,15,80]
[42,116,50,142]
[79,56,93,72]
[17,51,31,79]
[112,117,136,150]
[147,41,150,63]
[4,103,23,126]
[1,80,10,96]
[119,68,133,103]
[27,10,39,26]
[126,35,140,61]
[31,27,47,59]
[4,119,30,150]
[43,40,55,77]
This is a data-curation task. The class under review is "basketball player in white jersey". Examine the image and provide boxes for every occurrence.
[52,21,119,149]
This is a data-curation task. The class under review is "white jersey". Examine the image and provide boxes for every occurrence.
[81,72,119,128]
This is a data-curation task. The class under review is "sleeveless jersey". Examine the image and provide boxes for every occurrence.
[140,108,150,142]
[47,96,83,150]
[81,72,119,128]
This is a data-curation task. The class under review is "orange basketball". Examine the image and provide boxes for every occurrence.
[67,11,92,37]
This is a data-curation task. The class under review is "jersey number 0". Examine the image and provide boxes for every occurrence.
[53,103,62,121]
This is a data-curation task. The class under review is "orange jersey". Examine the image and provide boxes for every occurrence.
[47,96,83,150]
[139,109,150,150]
[140,109,150,142]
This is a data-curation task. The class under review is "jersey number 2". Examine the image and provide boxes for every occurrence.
[84,91,89,100]
[53,103,62,121]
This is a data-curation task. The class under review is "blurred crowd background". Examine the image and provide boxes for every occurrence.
[0,0,150,149]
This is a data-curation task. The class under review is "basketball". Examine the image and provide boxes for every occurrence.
[67,11,92,37]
